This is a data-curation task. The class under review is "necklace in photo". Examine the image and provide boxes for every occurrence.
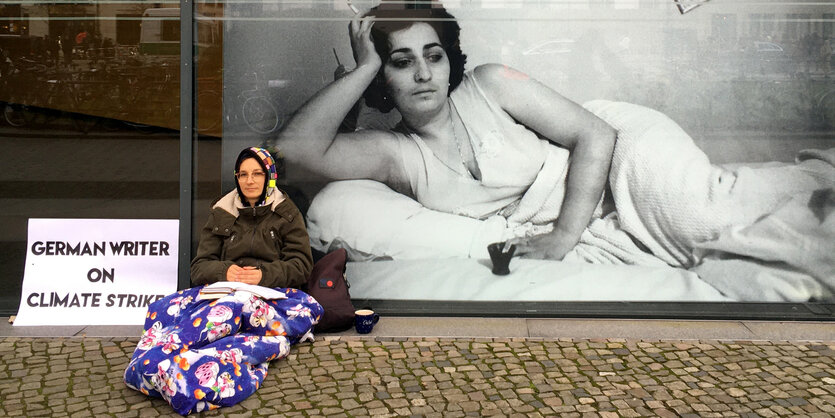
[402,103,472,179]
[448,100,471,179]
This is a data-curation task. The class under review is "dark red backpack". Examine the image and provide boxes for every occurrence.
[305,249,355,332]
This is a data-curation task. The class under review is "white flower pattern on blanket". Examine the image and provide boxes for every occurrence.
[200,305,234,342]
[195,362,236,399]
[244,296,276,328]
[166,295,194,317]
[150,359,179,399]
[285,303,313,320]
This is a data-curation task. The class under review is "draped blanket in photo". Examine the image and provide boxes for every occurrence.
[123,287,323,415]
[483,101,835,299]
[580,101,835,299]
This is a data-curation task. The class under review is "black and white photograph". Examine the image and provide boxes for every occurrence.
[215,0,835,305]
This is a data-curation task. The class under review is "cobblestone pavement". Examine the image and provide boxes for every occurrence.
[1,336,834,417]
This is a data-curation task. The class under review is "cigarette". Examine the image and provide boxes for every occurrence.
[347,0,359,14]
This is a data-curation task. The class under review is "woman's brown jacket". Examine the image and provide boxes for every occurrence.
[190,189,313,288]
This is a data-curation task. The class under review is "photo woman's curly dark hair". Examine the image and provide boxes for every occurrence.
[362,5,468,113]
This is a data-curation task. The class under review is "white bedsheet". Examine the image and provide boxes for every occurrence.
[346,258,732,302]
[307,101,834,303]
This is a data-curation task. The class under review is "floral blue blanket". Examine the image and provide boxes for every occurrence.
[123,286,322,415]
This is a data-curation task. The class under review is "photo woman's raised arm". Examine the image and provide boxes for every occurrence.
[476,64,617,260]
[275,17,402,184]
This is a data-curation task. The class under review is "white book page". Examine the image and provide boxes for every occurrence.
[200,281,287,300]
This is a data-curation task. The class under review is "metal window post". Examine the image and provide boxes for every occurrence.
[179,0,194,290]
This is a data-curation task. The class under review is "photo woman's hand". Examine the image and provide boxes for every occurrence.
[349,16,381,72]
[509,230,577,261]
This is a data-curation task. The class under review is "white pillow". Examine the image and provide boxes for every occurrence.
[306,180,506,261]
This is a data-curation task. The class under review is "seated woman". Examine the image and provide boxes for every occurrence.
[190,147,313,287]
[275,3,833,273]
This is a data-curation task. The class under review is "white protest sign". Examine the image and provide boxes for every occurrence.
[14,218,179,326]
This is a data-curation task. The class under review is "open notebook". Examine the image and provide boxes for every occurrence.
[197,282,287,300]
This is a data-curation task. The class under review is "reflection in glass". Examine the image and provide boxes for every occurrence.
[0,2,214,313]
[1,3,222,134]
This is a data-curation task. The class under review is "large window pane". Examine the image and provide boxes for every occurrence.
[216,0,834,311]
[192,1,224,260]
[0,2,181,313]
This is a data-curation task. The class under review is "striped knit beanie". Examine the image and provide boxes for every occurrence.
[234,147,278,207]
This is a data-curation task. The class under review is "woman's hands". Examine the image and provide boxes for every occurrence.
[349,16,381,72]
[226,265,262,285]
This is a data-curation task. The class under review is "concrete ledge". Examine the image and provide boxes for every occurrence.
[335,317,530,339]
[330,317,835,342]
[0,319,143,338]
[2,316,832,341]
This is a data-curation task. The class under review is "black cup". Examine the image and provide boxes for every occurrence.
[487,242,516,275]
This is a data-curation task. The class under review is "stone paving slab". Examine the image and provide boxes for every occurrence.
[1,335,833,417]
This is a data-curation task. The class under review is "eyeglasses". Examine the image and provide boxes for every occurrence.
[235,171,266,181]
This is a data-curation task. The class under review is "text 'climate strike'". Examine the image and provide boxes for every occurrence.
[27,292,165,308]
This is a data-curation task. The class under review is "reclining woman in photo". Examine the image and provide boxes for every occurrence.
[275,4,833,285]
[190,146,313,288]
